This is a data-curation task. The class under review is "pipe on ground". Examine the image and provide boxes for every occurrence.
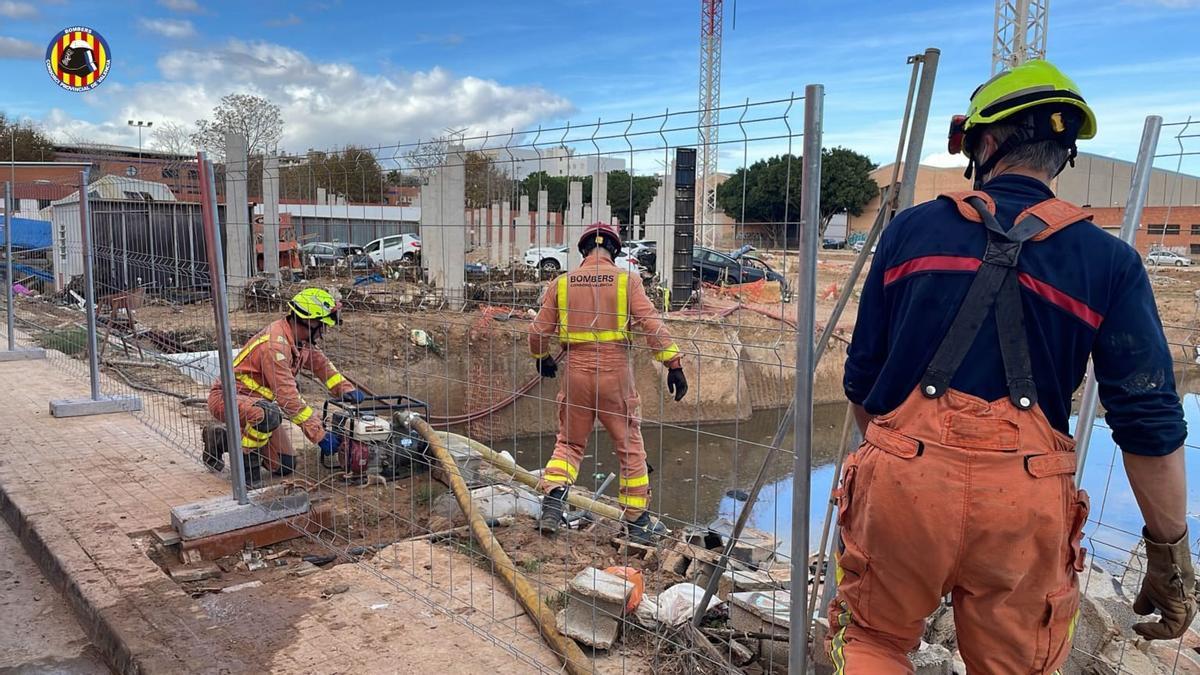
[402,414,593,675]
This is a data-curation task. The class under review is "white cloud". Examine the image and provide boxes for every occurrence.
[158,0,201,11]
[265,13,302,27]
[40,39,574,155]
[922,152,969,168]
[0,1,36,19]
[0,35,39,59]
[138,18,197,39]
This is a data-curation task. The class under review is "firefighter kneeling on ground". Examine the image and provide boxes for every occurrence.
[832,60,1193,674]
[529,222,688,545]
[205,288,363,485]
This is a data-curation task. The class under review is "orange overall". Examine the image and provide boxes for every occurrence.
[829,192,1092,674]
[529,255,681,519]
[207,318,354,471]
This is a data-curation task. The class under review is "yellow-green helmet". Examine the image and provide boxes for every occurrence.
[289,287,339,327]
[962,59,1096,142]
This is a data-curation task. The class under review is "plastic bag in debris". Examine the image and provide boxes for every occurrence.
[634,594,659,627]
[653,583,723,627]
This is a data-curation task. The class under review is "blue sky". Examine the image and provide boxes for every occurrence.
[2,0,1199,174]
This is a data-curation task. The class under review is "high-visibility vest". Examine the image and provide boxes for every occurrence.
[556,272,630,344]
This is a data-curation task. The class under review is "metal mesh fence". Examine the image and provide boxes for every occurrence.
[8,90,1199,675]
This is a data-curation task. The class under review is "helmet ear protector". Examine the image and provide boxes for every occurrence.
[947,114,968,156]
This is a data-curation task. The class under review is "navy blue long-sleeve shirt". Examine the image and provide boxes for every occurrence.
[844,174,1186,456]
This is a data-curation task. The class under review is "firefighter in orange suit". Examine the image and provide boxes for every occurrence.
[529,222,688,544]
[205,288,363,485]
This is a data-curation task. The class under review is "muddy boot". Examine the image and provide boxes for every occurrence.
[625,512,667,546]
[538,487,568,536]
[242,451,262,488]
[202,424,226,473]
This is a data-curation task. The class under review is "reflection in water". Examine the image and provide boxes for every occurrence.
[507,395,1200,564]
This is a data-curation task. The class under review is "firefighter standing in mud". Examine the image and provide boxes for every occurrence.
[529,222,688,544]
[205,288,364,485]
[832,60,1193,673]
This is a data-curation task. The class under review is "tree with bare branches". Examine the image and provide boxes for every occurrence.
[191,94,283,159]
[151,121,195,155]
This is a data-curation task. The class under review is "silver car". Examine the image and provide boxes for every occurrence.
[1146,250,1192,267]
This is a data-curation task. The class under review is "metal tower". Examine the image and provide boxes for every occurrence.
[992,0,1049,74]
[698,0,723,246]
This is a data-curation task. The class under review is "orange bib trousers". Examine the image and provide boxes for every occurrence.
[828,387,1089,674]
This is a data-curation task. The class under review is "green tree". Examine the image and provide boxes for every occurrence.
[0,113,56,162]
[605,170,661,223]
[717,149,878,240]
[820,147,878,231]
[464,151,513,208]
[280,146,385,203]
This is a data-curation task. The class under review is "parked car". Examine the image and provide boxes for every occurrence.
[851,239,877,254]
[822,238,847,250]
[1147,250,1192,267]
[301,242,373,270]
[693,245,791,299]
[522,245,639,274]
[364,233,421,265]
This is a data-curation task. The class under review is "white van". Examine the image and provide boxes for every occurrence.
[364,233,420,264]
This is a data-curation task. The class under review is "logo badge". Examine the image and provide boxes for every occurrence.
[45,27,111,92]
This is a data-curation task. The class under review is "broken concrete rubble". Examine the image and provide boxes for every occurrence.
[555,567,634,650]
[909,641,952,675]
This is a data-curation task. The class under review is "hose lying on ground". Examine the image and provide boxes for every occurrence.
[401,413,593,675]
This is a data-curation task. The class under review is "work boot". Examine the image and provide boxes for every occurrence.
[538,487,568,536]
[625,512,668,546]
[202,425,226,473]
[320,451,341,471]
[243,452,262,487]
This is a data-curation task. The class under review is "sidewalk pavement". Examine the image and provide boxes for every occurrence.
[0,353,565,674]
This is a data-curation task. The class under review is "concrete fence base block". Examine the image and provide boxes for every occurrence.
[0,348,46,362]
[49,394,142,418]
[171,488,311,541]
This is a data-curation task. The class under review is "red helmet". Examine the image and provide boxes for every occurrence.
[577,222,622,257]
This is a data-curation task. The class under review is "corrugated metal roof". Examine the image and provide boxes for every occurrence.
[51,175,178,206]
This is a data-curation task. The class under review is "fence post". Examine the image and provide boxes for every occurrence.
[789,82,824,674]
[49,169,141,417]
[896,48,940,212]
[1074,115,1163,485]
[198,153,249,503]
[0,180,45,361]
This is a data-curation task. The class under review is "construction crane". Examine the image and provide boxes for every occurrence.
[698,0,723,247]
[992,0,1049,74]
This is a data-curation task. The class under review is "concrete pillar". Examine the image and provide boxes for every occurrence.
[223,131,251,309]
[261,154,280,283]
[316,187,327,205]
[592,170,609,226]
[500,200,512,266]
[419,144,466,307]
[490,203,502,267]
[583,205,593,227]
[633,214,641,240]
[536,190,549,246]
[567,181,583,270]
[518,194,531,255]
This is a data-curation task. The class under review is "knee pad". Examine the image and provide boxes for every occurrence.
[273,454,295,476]
[251,400,282,434]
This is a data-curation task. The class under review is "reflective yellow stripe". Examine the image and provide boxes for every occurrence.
[1068,609,1079,642]
[556,272,631,344]
[546,458,578,481]
[233,335,271,368]
[530,351,550,359]
[619,474,649,489]
[654,343,680,362]
[237,373,275,401]
[556,275,569,340]
[291,406,313,425]
[835,550,845,585]
[241,435,269,449]
[246,426,271,440]
[543,473,572,485]
[325,372,346,390]
[616,272,628,336]
[618,494,649,509]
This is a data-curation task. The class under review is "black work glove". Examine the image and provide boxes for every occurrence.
[537,356,558,378]
[666,367,688,402]
[1133,527,1198,640]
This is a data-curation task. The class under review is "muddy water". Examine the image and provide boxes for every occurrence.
[506,394,1200,563]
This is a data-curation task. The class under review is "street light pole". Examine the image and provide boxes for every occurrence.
[127,120,153,177]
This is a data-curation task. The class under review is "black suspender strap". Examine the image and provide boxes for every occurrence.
[919,196,1041,410]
